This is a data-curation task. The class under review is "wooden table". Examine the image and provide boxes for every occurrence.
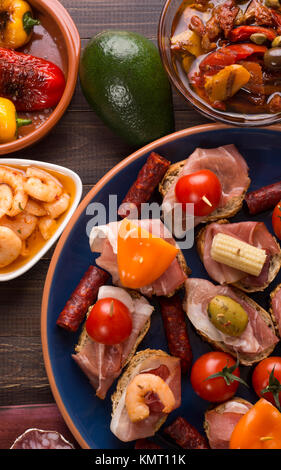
[0,0,208,447]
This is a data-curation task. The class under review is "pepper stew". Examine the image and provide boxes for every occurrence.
[170,0,281,114]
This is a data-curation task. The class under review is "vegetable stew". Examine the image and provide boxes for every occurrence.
[171,0,281,114]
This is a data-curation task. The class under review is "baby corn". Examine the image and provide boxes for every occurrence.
[211,233,267,277]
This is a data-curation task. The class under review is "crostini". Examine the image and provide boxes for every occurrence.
[204,397,252,449]
[89,218,190,297]
[184,278,279,365]
[159,145,250,235]
[110,349,181,442]
[196,220,281,293]
[72,286,154,399]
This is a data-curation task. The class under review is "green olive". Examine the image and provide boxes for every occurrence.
[250,33,267,45]
[208,295,248,337]
[264,47,281,71]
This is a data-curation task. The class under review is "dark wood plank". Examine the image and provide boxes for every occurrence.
[0,0,207,413]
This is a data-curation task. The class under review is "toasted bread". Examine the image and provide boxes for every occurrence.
[184,282,277,366]
[196,219,281,293]
[159,160,250,223]
[270,283,281,337]
[75,290,151,370]
[111,349,170,434]
[204,397,252,448]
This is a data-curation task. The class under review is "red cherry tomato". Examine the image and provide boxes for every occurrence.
[252,357,281,409]
[175,169,222,216]
[272,201,281,239]
[190,352,243,402]
[86,297,132,345]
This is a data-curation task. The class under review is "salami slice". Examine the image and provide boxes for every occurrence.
[118,152,170,218]
[56,265,109,332]
[164,417,209,449]
[159,294,193,374]
[245,181,281,215]
[10,428,74,449]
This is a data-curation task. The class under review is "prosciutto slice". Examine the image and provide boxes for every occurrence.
[110,353,181,442]
[271,285,281,336]
[205,399,252,449]
[202,221,280,286]
[89,219,187,297]
[184,278,279,358]
[162,145,250,231]
[72,286,154,399]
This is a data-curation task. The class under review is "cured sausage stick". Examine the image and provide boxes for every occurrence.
[56,265,109,332]
[159,294,193,374]
[118,152,170,218]
[164,417,209,449]
[245,181,281,215]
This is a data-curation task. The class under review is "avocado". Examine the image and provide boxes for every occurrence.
[79,30,175,148]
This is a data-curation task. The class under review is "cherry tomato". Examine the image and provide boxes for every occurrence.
[272,201,281,239]
[252,357,281,410]
[190,352,245,402]
[86,297,132,345]
[175,169,222,216]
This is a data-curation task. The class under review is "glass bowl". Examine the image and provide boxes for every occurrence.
[158,0,281,127]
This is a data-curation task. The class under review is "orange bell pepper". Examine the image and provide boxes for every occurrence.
[230,398,281,449]
[117,219,178,289]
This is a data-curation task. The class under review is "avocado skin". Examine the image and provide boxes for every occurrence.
[79,30,175,148]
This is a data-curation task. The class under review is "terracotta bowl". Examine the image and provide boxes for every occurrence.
[0,0,80,155]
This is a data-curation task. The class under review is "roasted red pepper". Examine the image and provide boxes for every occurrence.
[0,47,66,112]
[189,43,267,86]
[229,26,277,43]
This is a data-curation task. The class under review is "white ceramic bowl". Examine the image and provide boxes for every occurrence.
[0,159,82,282]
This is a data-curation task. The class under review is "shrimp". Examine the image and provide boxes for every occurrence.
[0,166,28,217]
[125,373,176,423]
[0,212,37,240]
[38,216,57,240]
[0,226,22,268]
[25,198,47,217]
[43,192,70,219]
[24,167,63,203]
[0,184,13,218]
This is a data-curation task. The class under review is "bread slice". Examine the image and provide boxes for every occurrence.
[75,290,151,371]
[196,219,281,293]
[184,282,277,366]
[111,349,170,432]
[204,397,252,448]
[159,160,250,223]
[270,283,281,337]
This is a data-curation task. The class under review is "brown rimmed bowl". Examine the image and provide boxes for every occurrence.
[158,0,281,127]
[0,0,80,155]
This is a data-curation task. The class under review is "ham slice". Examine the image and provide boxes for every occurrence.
[184,278,279,358]
[202,221,280,286]
[72,286,154,399]
[205,399,252,449]
[89,219,187,297]
[110,353,181,442]
[271,285,281,336]
[162,145,250,231]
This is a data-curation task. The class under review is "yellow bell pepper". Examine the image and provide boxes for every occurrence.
[0,0,40,49]
[0,97,31,143]
[171,29,203,57]
[204,64,251,102]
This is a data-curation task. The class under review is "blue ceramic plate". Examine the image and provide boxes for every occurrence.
[41,124,281,449]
